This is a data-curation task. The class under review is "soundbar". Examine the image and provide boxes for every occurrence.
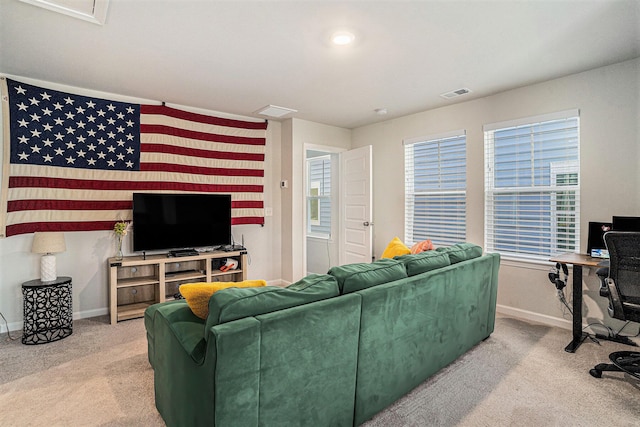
[168,249,199,257]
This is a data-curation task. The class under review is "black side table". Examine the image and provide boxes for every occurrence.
[22,276,73,345]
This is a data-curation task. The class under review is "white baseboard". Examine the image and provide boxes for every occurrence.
[73,307,109,320]
[268,279,291,288]
[1,280,292,334]
[497,304,573,331]
[1,307,109,334]
[10,286,546,335]
[0,320,22,334]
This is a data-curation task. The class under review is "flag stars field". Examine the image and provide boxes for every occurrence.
[8,80,141,171]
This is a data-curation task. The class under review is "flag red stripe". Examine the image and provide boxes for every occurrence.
[6,220,118,236]
[141,163,264,177]
[141,124,266,146]
[6,217,265,237]
[232,200,263,209]
[141,143,265,162]
[231,217,265,226]
[141,105,268,131]
[141,162,264,177]
[9,176,263,193]
[8,199,263,212]
[8,199,132,212]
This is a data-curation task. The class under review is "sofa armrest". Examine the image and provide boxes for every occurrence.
[145,300,192,367]
[150,301,206,364]
[486,252,501,336]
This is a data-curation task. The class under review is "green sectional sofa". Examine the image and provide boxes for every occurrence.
[145,243,500,426]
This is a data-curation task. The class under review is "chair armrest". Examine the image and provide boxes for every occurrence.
[606,277,626,320]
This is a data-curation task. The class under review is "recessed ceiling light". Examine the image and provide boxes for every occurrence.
[331,31,355,46]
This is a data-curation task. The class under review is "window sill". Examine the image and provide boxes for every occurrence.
[499,257,553,271]
[307,234,331,241]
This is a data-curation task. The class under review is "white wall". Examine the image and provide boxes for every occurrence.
[352,58,640,330]
[0,80,284,332]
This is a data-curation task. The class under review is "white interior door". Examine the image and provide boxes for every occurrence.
[340,145,373,265]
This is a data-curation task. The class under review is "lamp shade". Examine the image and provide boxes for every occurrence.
[32,232,66,254]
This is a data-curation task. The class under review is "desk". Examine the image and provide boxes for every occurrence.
[549,253,605,353]
[22,276,73,345]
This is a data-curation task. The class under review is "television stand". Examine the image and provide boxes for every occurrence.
[169,249,199,257]
[107,250,248,324]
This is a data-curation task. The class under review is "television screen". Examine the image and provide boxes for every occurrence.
[612,216,640,232]
[132,193,232,252]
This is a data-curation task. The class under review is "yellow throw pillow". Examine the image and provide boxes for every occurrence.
[381,237,411,259]
[179,280,267,319]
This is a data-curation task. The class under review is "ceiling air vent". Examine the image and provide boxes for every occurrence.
[440,88,472,100]
[254,105,298,119]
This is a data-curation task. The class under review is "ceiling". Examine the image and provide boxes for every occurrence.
[1,0,639,129]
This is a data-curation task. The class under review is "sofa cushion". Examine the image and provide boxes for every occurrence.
[380,237,411,259]
[436,243,483,264]
[394,251,450,276]
[204,274,339,337]
[179,280,267,319]
[328,258,407,294]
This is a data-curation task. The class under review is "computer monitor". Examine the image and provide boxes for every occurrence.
[587,222,612,258]
[612,216,640,232]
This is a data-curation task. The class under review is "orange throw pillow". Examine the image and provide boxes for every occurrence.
[411,240,434,254]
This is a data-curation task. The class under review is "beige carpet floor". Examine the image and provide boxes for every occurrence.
[1,314,639,426]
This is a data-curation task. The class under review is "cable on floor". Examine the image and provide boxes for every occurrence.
[0,311,19,342]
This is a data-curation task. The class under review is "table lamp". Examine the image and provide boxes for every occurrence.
[32,232,66,282]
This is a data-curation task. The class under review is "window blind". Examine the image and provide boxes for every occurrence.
[484,110,580,261]
[404,131,466,246]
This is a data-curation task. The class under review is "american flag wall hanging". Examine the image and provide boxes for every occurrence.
[0,77,267,237]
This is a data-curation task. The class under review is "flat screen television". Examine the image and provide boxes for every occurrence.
[612,216,640,232]
[132,193,232,252]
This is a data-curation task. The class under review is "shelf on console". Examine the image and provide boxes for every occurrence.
[117,301,154,322]
[116,276,159,288]
[165,270,206,283]
[211,268,244,278]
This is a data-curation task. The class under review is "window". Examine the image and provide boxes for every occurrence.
[484,110,580,261]
[306,155,331,238]
[404,131,467,246]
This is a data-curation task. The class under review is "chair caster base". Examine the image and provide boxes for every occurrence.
[589,363,608,378]
[589,353,640,380]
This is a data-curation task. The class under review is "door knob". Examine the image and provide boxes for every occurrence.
[363,221,373,227]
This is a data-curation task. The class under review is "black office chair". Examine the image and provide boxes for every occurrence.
[590,231,640,379]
